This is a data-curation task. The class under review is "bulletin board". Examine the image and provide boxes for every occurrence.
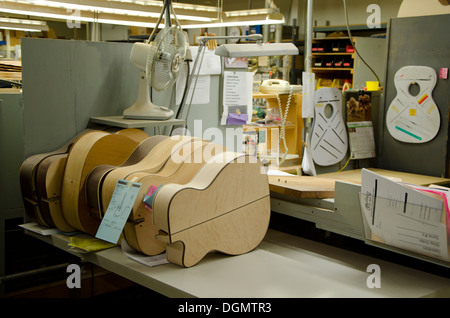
[380,14,450,177]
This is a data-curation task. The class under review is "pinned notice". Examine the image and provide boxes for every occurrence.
[96,179,141,244]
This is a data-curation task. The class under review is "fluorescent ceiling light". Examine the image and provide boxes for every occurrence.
[108,0,218,13]
[0,17,49,32]
[182,13,285,29]
[3,0,215,22]
[32,0,213,21]
[224,8,272,17]
[0,0,284,29]
[0,1,165,27]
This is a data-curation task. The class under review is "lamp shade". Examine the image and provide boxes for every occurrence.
[214,42,299,57]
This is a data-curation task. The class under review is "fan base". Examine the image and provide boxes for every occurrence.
[123,106,174,121]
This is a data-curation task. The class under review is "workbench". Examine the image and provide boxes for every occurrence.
[24,227,450,298]
[22,167,450,299]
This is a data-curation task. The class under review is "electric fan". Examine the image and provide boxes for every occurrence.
[123,1,188,120]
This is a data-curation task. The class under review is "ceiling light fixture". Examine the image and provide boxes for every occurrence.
[0,17,49,32]
[0,0,285,29]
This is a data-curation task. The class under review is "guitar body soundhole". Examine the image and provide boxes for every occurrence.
[408,82,420,97]
[324,103,334,118]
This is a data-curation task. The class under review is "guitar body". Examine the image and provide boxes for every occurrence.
[121,140,227,256]
[61,129,148,236]
[85,135,169,218]
[36,154,75,232]
[311,87,348,166]
[152,152,270,267]
[386,65,440,143]
[19,129,92,227]
[100,135,197,217]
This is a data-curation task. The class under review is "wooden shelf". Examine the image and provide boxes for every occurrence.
[311,36,386,90]
[312,52,355,56]
[244,93,303,166]
[243,123,296,130]
[312,67,354,72]
[252,92,293,99]
[313,23,387,35]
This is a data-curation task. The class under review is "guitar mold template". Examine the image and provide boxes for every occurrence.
[386,65,440,143]
[311,87,348,166]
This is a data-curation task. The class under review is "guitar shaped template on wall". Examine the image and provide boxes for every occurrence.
[310,87,348,166]
[386,65,440,143]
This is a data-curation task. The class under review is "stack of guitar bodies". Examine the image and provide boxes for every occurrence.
[19,128,271,267]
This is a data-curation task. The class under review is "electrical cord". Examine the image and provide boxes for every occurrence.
[342,0,380,83]
[169,60,191,135]
[276,86,293,165]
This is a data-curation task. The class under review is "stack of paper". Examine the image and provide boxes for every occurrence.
[360,169,449,262]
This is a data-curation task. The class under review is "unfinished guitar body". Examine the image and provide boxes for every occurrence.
[36,154,75,232]
[100,135,199,217]
[152,152,270,267]
[85,135,169,218]
[19,129,93,228]
[61,129,148,236]
[121,139,226,256]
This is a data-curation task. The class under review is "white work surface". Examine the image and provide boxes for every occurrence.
[26,228,450,298]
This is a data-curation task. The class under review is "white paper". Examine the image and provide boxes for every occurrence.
[360,169,449,261]
[189,46,222,75]
[121,238,169,267]
[221,71,253,125]
[19,222,60,236]
[176,72,211,105]
[302,72,315,118]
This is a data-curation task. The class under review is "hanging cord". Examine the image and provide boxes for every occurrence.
[342,0,380,83]
[276,86,293,164]
[170,1,182,29]
[181,45,207,130]
[146,0,170,43]
[174,62,190,120]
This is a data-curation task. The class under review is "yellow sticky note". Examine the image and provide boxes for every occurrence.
[409,109,416,116]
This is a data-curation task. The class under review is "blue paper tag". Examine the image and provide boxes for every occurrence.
[95,179,141,244]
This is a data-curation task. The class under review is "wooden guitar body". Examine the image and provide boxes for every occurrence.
[386,65,439,143]
[120,140,227,256]
[152,152,270,267]
[19,129,92,227]
[61,129,148,236]
[85,135,169,218]
[36,154,75,232]
[99,135,198,217]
